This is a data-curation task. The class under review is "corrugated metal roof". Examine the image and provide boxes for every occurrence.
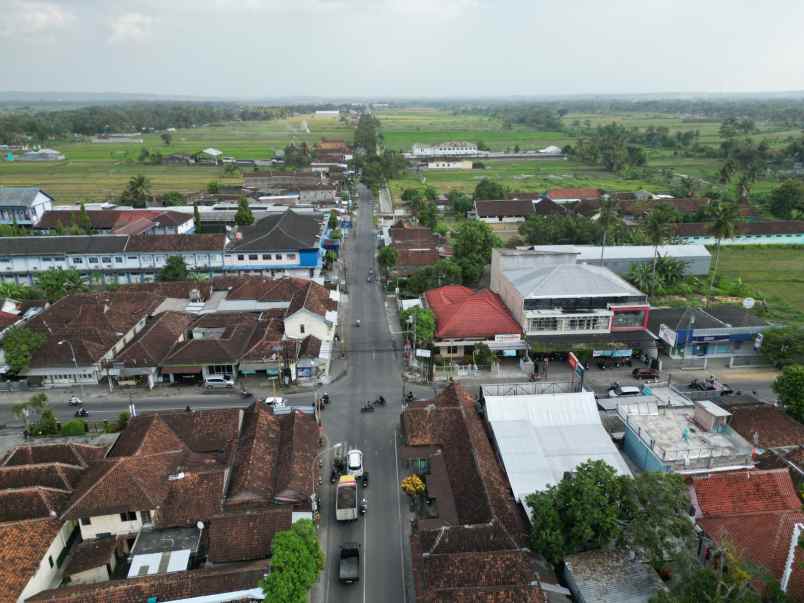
[505,263,645,299]
[527,244,711,261]
[0,187,50,207]
[484,391,631,501]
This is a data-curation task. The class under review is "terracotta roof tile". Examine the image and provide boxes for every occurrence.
[27,561,267,603]
[425,286,522,340]
[546,187,601,200]
[726,405,804,448]
[157,470,226,528]
[2,443,107,468]
[63,537,119,576]
[114,311,194,368]
[0,487,70,521]
[690,469,801,517]
[126,233,226,252]
[474,199,534,218]
[0,518,62,602]
[207,508,292,563]
[0,462,82,492]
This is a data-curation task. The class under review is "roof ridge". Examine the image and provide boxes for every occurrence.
[60,458,122,520]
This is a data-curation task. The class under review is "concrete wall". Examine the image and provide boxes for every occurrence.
[285,308,331,342]
[18,521,75,602]
[68,562,112,586]
[79,511,151,540]
[622,426,669,473]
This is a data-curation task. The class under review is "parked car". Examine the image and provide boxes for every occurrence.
[263,396,286,406]
[632,367,659,380]
[608,383,642,398]
[690,377,734,396]
[204,375,234,389]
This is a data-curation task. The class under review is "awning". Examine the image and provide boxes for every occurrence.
[161,366,202,374]
[528,330,656,351]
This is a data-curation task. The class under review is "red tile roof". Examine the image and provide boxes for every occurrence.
[546,187,602,200]
[207,508,292,563]
[63,537,119,576]
[0,518,62,602]
[126,233,226,253]
[726,404,804,449]
[474,199,533,218]
[690,469,801,517]
[425,286,522,339]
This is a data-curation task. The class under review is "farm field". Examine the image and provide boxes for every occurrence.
[0,114,352,203]
[716,246,804,324]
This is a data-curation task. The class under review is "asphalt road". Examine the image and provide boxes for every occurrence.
[314,185,407,603]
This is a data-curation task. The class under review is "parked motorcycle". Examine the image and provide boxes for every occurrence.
[374,395,386,406]
[360,401,375,413]
[74,408,89,418]
[240,389,252,399]
[67,396,82,406]
[330,468,339,484]
[359,498,368,515]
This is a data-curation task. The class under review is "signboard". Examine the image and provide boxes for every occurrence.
[494,334,521,343]
[503,349,517,357]
[415,348,432,358]
[567,352,579,370]
[592,349,633,358]
[658,323,677,347]
[575,364,585,378]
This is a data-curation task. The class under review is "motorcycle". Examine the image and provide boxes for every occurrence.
[67,396,82,407]
[240,389,252,399]
[359,498,368,515]
[355,319,361,327]
[361,472,369,488]
[74,408,89,418]
[374,395,386,406]
[360,401,375,413]
[405,391,414,403]
[322,393,330,405]
[330,468,339,484]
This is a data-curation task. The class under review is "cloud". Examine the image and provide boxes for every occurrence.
[0,1,75,37]
[108,12,154,44]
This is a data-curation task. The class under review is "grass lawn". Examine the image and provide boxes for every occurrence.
[716,246,804,324]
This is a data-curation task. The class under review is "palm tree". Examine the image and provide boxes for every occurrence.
[707,200,740,300]
[597,195,619,267]
[643,204,676,294]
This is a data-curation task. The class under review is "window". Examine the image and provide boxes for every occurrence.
[80,517,91,526]
[237,254,245,261]
[262,254,270,260]
[89,257,99,264]
[274,254,282,260]
[0,257,10,263]
[248,254,258,261]
[447,346,459,355]
[101,257,112,263]
[114,257,123,263]
[300,324,305,334]
[48,555,54,568]
[42,256,52,262]
[529,317,559,331]
[140,510,152,524]
[128,256,138,261]
[72,257,83,264]
[120,511,137,522]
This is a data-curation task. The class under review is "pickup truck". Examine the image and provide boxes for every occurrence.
[338,543,360,584]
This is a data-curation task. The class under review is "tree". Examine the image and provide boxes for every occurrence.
[719,138,769,202]
[527,460,624,564]
[417,201,437,229]
[36,268,86,302]
[448,191,473,216]
[193,204,203,233]
[406,259,463,294]
[223,163,240,176]
[160,191,185,206]
[433,222,449,237]
[120,175,152,208]
[400,307,436,344]
[452,221,501,285]
[259,519,324,603]
[761,326,804,368]
[643,204,677,293]
[707,200,740,298]
[324,250,337,269]
[13,393,49,430]
[769,180,804,219]
[283,143,311,169]
[328,210,339,230]
[207,181,220,194]
[774,365,804,422]
[377,245,398,272]
[474,178,507,200]
[597,195,619,267]
[234,197,254,226]
[473,342,494,368]
[160,131,172,145]
[527,460,693,567]
[78,202,93,233]
[159,256,190,282]
[401,474,426,497]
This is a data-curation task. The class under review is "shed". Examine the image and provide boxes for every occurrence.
[563,549,666,603]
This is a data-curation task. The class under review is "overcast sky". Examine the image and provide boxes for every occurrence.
[2,0,803,99]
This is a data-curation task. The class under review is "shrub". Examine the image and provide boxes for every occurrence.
[61,419,87,436]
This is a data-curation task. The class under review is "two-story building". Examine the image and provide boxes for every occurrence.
[0,187,54,226]
[411,141,478,157]
[34,209,194,236]
[491,248,651,353]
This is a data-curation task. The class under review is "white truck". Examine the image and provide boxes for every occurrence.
[336,474,358,521]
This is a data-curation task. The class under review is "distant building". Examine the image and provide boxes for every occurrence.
[675,220,804,245]
[546,187,602,204]
[425,158,473,170]
[411,141,478,157]
[0,187,54,225]
[35,209,194,236]
[314,110,340,117]
[473,199,534,225]
[19,148,65,161]
[197,147,223,165]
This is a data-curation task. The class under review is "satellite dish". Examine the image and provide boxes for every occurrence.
[742,298,755,309]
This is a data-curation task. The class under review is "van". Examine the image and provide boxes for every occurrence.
[204,375,234,390]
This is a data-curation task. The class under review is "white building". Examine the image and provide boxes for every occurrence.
[411,141,478,157]
[481,384,631,502]
[20,148,65,161]
[0,187,54,225]
[426,159,473,170]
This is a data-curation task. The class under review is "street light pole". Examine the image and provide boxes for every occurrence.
[58,339,85,399]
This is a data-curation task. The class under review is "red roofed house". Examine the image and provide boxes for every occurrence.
[424,285,525,361]
[546,187,602,205]
[690,469,804,599]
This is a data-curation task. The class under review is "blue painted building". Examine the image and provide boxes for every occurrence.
[226,210,325,279]
[675,220,804,245]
